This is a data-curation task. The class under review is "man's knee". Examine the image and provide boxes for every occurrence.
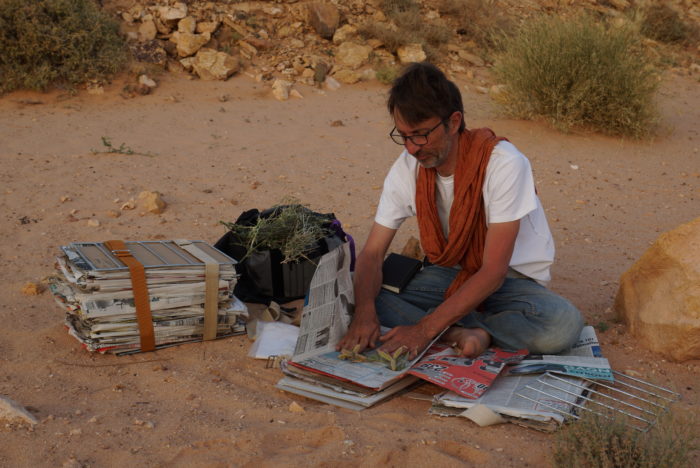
[527,300,584,354]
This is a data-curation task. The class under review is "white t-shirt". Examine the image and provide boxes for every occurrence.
[375,140,555,284]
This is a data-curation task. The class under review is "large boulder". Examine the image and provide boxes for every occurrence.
[190,48,240,81]
[614,217,700,362]
[336,42,372,69]
[307,3,340,40]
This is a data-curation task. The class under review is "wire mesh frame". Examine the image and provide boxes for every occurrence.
[516,370,681,432]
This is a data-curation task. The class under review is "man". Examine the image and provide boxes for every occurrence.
[337,62,583,359]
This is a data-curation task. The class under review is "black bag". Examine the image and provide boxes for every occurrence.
[214,206,354,305]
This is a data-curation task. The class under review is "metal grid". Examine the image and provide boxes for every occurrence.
[516,370,681,432]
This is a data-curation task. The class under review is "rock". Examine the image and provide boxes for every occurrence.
[21,282,44,295]
[333,24,357,45]
[608,0,630,9]
[121,200,136,210]
[334,69,361,84]
[173,31,211,57]
[336,42,372,69]
[272,79,293,101]
[191,49,240,81]
[288,401,305,413]
[138,191,167,214]
[178,16,197,34]
[106,210,121,218]
[138,75,157,88]
[137,19,157,42]
[397,43,426,64]
[196,21,220,35]
[160,3,187,24]
[0,395,38,426]
[324,76,341,90]
[62,458,82,468]
[458,50,485,67]
[289,89,304,99]
[614,217,700,362]
[307,3,340,40]
[87,219,100,227]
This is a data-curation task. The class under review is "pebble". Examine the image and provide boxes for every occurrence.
[87,219,100,227]
[288,401,305,413]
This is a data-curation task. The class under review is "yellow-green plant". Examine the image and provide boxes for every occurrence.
[0,0,128,94]
[494,15,659,137]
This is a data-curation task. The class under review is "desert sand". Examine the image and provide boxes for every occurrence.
[0,70,698,467]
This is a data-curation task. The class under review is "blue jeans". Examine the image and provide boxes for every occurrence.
[375,265,584,354]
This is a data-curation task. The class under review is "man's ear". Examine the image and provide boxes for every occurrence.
[447,111,462,135]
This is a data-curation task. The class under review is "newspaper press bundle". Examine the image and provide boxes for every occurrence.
[49,240,247,354]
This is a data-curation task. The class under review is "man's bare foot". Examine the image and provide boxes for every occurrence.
[442,326,491,358]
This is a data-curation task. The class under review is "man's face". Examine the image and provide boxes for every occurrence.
[393,112,454,171]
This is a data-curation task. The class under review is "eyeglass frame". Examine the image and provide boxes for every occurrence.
[389,118,447,146]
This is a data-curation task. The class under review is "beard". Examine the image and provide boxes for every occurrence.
[413,138,452,170]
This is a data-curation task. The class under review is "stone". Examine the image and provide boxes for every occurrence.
[271,79,293,101]
[336,42,372,69]
[288,401,305,413]
[196,21,220,35]
[458,50,485,67]
[614,217,700,362]
[608,0,630,9]
[160,3,187,24]
[191,49,240,81]
[334,69,361,84]
[324,76,341,90]
[138,75,157,88]
[137,20,157,42]
[0,395,38,426]
[174,32,211,57]
[397,43,426,64]
[21,282,44,295]
[332,24,357,45]
[106,209,121,218]
[138,191,167,214]
[121,200,136,210]
[178,16,197,34]
[87,219,100,227]
[307,3,340,40]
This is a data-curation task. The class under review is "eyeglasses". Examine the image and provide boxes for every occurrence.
[389,119,446,146]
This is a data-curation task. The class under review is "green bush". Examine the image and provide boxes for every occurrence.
[493,15,659,137]
[0,0,128,94]
[553,411,698,468]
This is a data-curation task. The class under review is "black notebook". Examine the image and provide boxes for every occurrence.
[381,253,423,294]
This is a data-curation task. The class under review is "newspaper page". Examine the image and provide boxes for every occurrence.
[505,326,613,381]
[408,347,528,399]
[292,242,354,361]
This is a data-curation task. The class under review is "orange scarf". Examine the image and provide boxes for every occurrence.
[416,128,505,298]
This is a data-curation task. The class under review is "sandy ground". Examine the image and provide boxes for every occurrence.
[0,70,698,467]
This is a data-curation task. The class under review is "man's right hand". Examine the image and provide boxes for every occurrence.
[336,308,381,353]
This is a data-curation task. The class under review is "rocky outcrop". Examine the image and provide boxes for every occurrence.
[614,217,700,362]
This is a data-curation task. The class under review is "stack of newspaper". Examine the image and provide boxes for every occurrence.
[50,240,246,354]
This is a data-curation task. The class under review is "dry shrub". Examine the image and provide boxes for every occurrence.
[0,0,128,94]
[494,15,658,137]
[553,410,698,468]
[436,0,513,49]
[640,3,699,45]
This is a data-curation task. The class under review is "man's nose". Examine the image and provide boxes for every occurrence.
[404,139,421,154]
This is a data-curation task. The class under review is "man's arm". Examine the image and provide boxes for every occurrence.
[336,223,397,352]
[379,220,520,356]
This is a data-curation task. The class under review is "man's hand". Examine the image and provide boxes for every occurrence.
[378,323,433,359]
[336,310,381,353]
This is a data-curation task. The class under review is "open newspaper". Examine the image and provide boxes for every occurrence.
[431,326,605,431]
[50,240,247,354]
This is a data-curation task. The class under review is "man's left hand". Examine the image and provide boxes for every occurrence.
[379,323,432,360]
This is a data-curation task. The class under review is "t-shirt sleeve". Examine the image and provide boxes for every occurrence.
[374,154,417,229]
[484,142,538,224]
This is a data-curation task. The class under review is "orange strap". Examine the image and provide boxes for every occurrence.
[104,240,156,352]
